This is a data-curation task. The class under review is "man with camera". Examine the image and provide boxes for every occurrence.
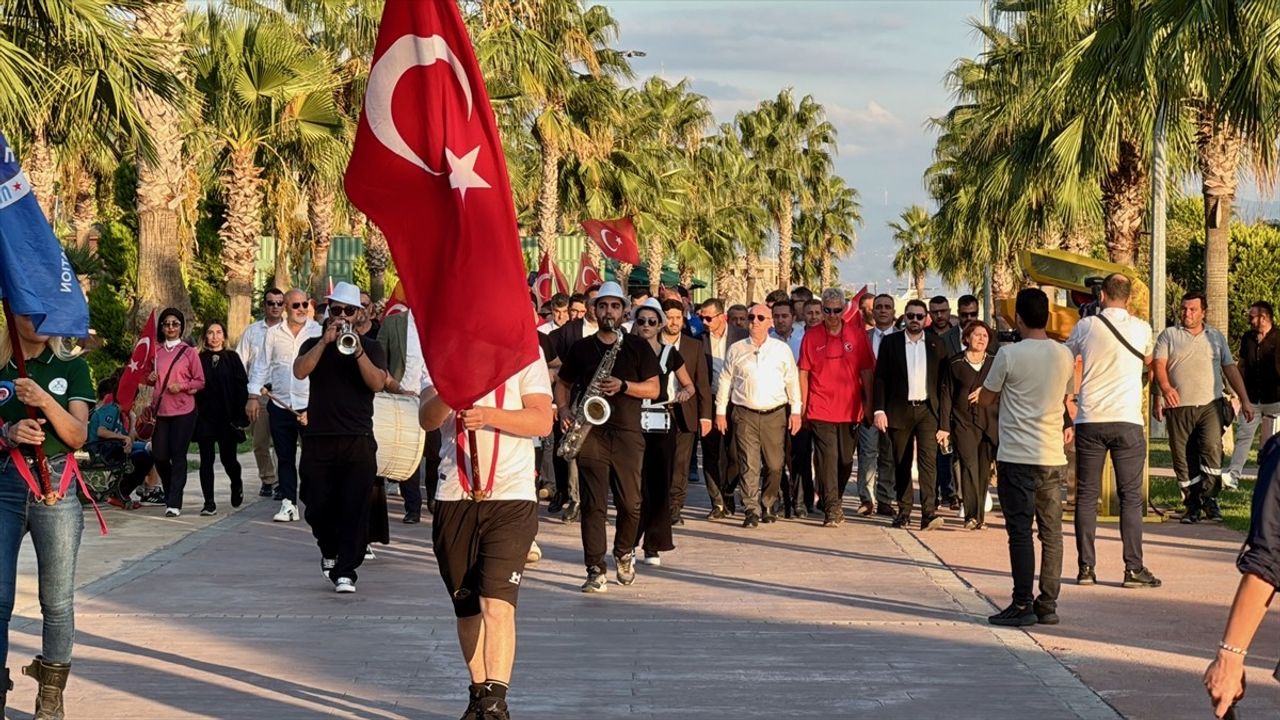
[292,282,389,594]
[1065,273,1161,589]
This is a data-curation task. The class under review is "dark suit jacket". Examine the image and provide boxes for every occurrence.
[549,318,588,365]
[938,352,999,441]
[873,330,946,428]
[671,334,711,432]
[702,325,749,394]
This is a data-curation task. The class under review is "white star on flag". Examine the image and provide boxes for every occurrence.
[445,146,490,201]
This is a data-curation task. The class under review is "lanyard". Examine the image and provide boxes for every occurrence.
[453,384,506,501]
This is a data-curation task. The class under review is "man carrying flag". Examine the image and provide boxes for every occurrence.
[343,1,543,717]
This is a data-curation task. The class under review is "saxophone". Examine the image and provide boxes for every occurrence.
[558,334,623,459]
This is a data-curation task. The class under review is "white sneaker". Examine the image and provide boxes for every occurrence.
[364,545,376,560]
[321,558,336,578]
[640,553,661,567]
[526,540,543,564]
[273,499,299,522]
[164,507,180,518]
[334,577,356,593]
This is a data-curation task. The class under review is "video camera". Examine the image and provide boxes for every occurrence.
[1077,276,1105,318]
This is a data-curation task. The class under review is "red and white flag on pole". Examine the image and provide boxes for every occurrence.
[581,217,640,266]
[574,252,603,293]
[533,251,570,305]
[116,310,156,414]
[344,0,537,410]
[843,284,870,323]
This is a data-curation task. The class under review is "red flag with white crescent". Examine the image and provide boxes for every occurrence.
[116,310,157,414]
[843,284,870,323]
[575,252,603,293]
[581,217,640,266]
[533,251,570,305]
[344,0,537,409]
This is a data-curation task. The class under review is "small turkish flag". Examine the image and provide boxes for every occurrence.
[533,251,570,305]
[842,285,870,323]
[575,252,603,293]
[116,310,156,414]
[582,217,640,266]
[344,0,537,409]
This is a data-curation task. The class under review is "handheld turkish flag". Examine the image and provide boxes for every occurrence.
[582,217,640,266]
[843,285,869,323]
[533,251,570,305]
[344,0,537,410]
[116,310,157,415]
[574,252,603,293]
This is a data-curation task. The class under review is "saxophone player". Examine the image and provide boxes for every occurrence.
[556,281,660,593]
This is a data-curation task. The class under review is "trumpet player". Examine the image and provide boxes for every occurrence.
[555,281,660,593]
[292,282,389,594]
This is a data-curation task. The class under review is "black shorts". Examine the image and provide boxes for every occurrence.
[432,499,538,617]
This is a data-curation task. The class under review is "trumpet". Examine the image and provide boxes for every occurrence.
[336,322,361,355]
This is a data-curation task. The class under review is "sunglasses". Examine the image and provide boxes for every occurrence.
[330,305,358,317]
[698,313,720,322]
[822,306,843,315]
[958,311,979,320]
[635,317,660,327]
[749,314,770,323]
[161,321,181,327]
[905,312,926,321]
[264,300,284,308]
[291,301,310,309]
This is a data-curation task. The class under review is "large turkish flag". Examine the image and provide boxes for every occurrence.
[344,0,537,410]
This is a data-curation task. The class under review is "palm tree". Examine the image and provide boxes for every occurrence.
[737,88,837,293]
[890,205,933,300]
[802,173,860,289]
[189,9,343,342]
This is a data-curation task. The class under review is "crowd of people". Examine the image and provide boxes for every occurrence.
[1,270,1278,720]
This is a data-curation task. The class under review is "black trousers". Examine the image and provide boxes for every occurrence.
[952,421,995,525]
[152,410,198,510]
[198,426,243,508]
[889,404,939,520]
[784,427,815,512]
[268,403,305,503]
[401,428,440,516]
[996,462,1064,611]
[549,424,571,501]
[577,428,645,573]
[701,412,740,510]
[811,420,856,520]
[639,431,676,554]
[669,431,696,515]
[1165,403,1224,513]
[300,435,377,582]
[1073,422,1146,571]
[115,446,154,501]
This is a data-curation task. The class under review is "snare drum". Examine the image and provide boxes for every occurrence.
[372,393,427,481]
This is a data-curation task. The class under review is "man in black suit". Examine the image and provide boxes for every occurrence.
[699,298,749,517]
[546,283,601,521]
[659,299,712,525]
[873,298,947,530]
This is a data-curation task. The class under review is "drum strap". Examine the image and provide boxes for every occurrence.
[454,384,506,500]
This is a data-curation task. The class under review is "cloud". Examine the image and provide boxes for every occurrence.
[826,101,900,129]
[687,78,756,102]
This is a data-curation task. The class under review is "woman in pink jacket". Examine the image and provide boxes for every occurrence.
[148,308,205,517]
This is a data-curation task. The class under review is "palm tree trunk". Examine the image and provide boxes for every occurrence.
[536,140,561,258]
[134,0,192,325]
[1100,138,1146,266]
[72,168,96,249]
[273,231,292,292]
[1059,226,1091,256]
[646,241,663,295]
[914,272,926,300]
[745,250,759,304]
[776,197,794,292]
[819,235,833,290]
[616,261,633,289]
[679,264,694,290]
[219,146,265,346]
[1196,108,1242,334]
[23,129,56,224]
[365,224,389,301]
[308,184,335,300]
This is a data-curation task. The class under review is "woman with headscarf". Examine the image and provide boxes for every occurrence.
[195,320,248,515]
[0,313,93,718]
[147,308,205,517]
[631,299,696,566]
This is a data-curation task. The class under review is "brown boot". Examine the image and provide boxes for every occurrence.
[22,655,69,720]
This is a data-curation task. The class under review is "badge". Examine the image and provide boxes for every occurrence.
[844,342,853,352]
[48,378,68,395]
[0,380,13,406]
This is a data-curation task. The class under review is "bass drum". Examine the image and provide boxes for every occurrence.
[372,392,426,481]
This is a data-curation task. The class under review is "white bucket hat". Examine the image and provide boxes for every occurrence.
[326,281,362,308]
[593,281,627,305]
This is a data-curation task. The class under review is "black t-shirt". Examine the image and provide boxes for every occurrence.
[650,344,686,404]
[560,332,660,433]
[298,336,388,436]
[538,331,557,365]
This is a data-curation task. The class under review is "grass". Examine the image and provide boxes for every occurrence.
[1146,436,1256,534]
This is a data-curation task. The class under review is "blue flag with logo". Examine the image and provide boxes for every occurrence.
[0,132,89,337]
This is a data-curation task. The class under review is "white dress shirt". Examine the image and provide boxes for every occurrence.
[247,319,322,410]
[904,331,929,401]
[1065,307,1152,425]
[715,337,802,414]
[235,318,282,393]
[770,326,805,361]
[402,309,426,390]
[707,329,730,394]
[869,325,895,358]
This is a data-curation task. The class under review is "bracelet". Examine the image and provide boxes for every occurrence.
[620,380,629,394]
[1218,642,1248,657]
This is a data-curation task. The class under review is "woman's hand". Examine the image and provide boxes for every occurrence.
[14,378,53,411]
[967,388,981,405]
[147,371,158,384]
[1204,652,1246,718]
[167,382,183,394]
[7,418,46,446]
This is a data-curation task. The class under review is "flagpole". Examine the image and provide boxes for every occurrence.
[466,427,485,501]
[2,300,54,502]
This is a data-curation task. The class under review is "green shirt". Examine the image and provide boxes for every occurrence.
[0,349,94,456]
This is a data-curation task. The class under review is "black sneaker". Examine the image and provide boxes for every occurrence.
[258,483,276,498]
[706,505,727,520]
[890,515,909,529]
[1033,602,1060,625]
[1180,509,1201,524]
[581,569,608,593]
[459,683,485,720]
[199,504,217,517]
[402,512,421,524]
[561,501,580,523]
[1122,567,1162,589]
[988,602,1037,627]
[1204,499,1223,521]
[477,696,510,720]
[547,493,565,514]
[230,483,243,508]
[742,512,760,528]
[1076,565,1096,586]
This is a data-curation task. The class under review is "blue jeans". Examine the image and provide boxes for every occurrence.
[268,403,305,503]
[0,460,85,664]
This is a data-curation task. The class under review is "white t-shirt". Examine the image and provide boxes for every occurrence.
[422,355,553,502]
[1065,308,1152,425]
[984,339,1075,467]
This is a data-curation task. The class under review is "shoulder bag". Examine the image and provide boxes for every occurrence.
[136,345,188,441]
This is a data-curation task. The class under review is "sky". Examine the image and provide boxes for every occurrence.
[604,0,983,295]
